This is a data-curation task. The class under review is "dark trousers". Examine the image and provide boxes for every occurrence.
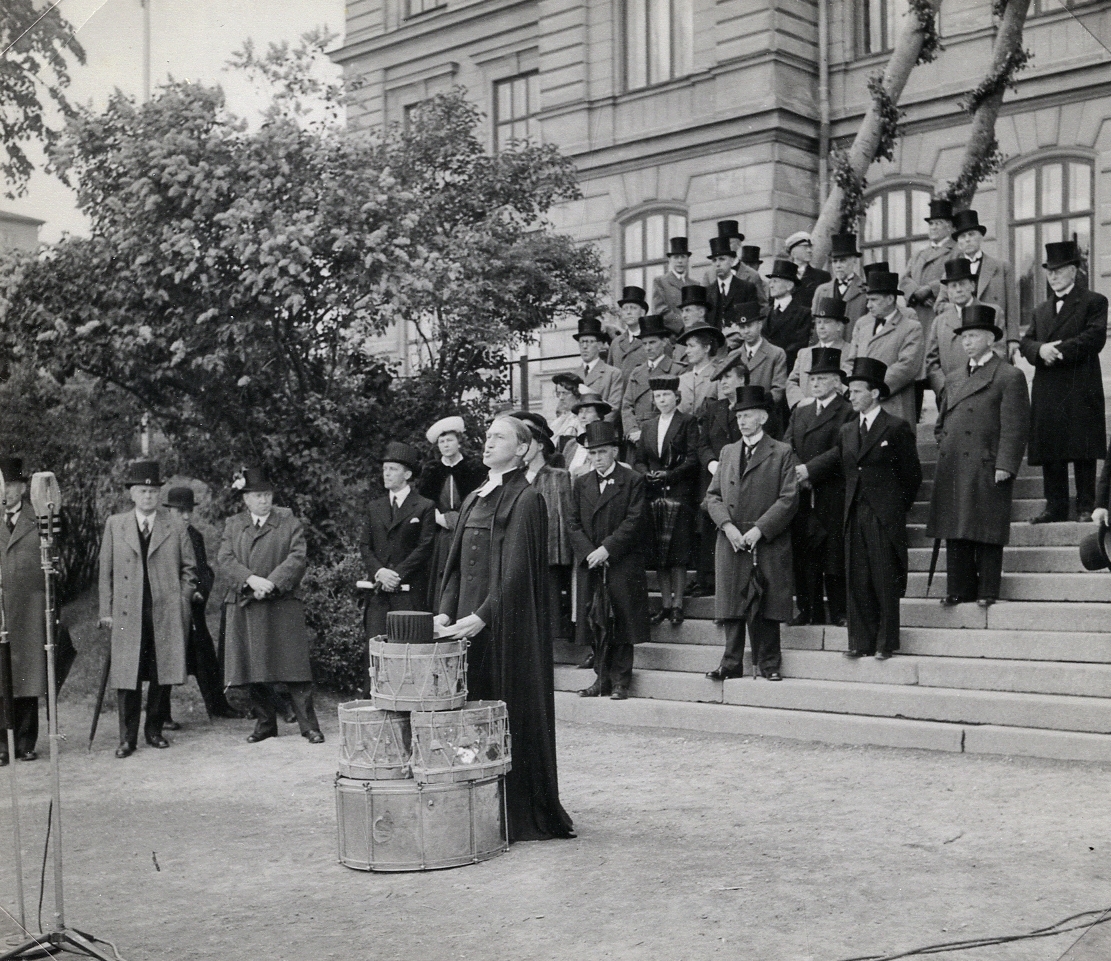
[1043,460,1096,517]
[696,511,716,584]
[548,565,573,643]
[791,505,847,623]
[3,697,39,757]
[118,682,168,745]
[914,380,927,423]
[247,682,319,737]
[594,642,634,690]
[946,539,1003,601]
[846,501,903,655]
[720,615,782,675]
[161,613,236,719]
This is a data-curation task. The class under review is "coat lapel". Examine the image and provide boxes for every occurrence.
[868,309,902,346]
[592,467,623,516]
[743,435,773,477]
[945,356,997,409]
[388,493,418,532]
[659,413,681,456]
[147,509,172,557]
[251,513,276,543]
[123,514,142,556]
[806,398,840,435]
[1047,287,1083,341]
[4,506,35,553]
[858,412,887,461]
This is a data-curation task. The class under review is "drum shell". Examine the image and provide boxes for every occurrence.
[367,639,468,712]
[410,700,512,784]
[337,700,412,780]
[335,775,508,872]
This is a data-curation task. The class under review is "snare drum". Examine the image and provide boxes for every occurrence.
[337,701,411,780]
[410,700,512,784]
[367,638,468,712]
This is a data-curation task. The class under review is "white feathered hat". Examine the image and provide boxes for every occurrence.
[426,415,466,445]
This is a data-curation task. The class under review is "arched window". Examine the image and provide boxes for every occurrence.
[620,209,688,290]
[1011,158,1094,327]
[862,184,933,276]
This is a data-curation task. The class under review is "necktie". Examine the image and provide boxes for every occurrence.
[1055,296,1065,314]
[140,519,151,538]
[5,513,15,532]
[873,316,885,336]
[720,281,727,296]
[256,517,263,529]
[390,496,398,520]
[860,418,869,442]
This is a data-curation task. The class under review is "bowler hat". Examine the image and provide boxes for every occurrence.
[731,385,772,413]
[667,237,691,257]
[680,285,709,309]
[739,245,763,267]
[809,347,847,379]
[235,466,273,493]
[865,270,900,296]
[941,258,974,284]
[648,376,681,393]
[571,390,613,417]
[636,314,673,340]
[785,231,812,253]
[676,321,726,351]
[382,441,422,471]
[708,236,735,260]
[951,209,987,239]
[578,421,620,450]
[426,415,466,445]
[829,233,861,259]
[846,357,890,399]
[767,259,799,283]
[0,455,29,483]
[165,486,196,510]
[123,460,162,488]
[1079,523,1111,572]
[573,315,611,342]
[953,303,1003,341]
[813,297,847,321]
[512,411,555,454]
[863,261,890,276]
[1043,240,1082,271]
[927,198,954,222]
[734,302,764,326]
[717,220,744,241]
[617,285,649,310]
[552,372,584,392]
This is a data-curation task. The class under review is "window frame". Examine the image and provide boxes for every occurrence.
[860,182,935,278]
[623,0,694,92]
[856,0,908,58]
[405,0,445,19]
[618,206,689,295]
[493,72,541,153]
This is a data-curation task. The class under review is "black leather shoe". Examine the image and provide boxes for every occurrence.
[764,672,783,682]
[115,743,135,759]
[1031,510,1066,525]
[246,730,276,743]
[17,750,37,762]
[977,597,996,608]
[303,730,325,744]
[706,667,744,681]
[669,607,684,626]
[650,608,669,626]
[163,720,181,731]
[789,613,811,627]
[1078,512,1094,524]
[145,734,170,749]
[875,650,891,661]
[940,595,963,607]
[578,681,604,697]
[579,651,595,670]
[842,650,863,659]
[0,754,8,766]
[610,686,629,700]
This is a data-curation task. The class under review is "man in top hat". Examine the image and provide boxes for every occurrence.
[677,321,727,415]
[1020,240,1108,524]
[575,315,624,426]
[703,221,769,310]
[812,233,869,337]
[786,231,832,308]
[714,304,789,437]
[925,258,1005,398]
[705,235,759,330]
[927,305,1030,607]
[98,460,196,757]
[848,269,925,426]
[680,284,713,330]
[0,456,47,764]
[835,358,922,658]
[786,349,855,626]
[787,297,853,408]
[652,237,695,336]
[219,467,324,745]
[621,315,686,444]
[703,385,799,681]
[936,209,1019,353]
[764,258,813,377]
[567,421,650,700]
[608,286,651,377]
[160,486,242,724]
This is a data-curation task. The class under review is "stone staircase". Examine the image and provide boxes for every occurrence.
[553,426,1111,762]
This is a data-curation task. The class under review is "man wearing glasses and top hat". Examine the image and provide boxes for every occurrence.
[608,286,651,377]
[575,315,624,426]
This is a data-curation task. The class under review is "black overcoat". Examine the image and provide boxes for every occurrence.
[418,454,487,608]
[633,411,700,506]
[696,397,742,500]
[705,275,759,330]
[0,500,47,699]
[360,489,437,634]
[1018,287,1108,464]
[765,298,813,376]
[787,394,855,538]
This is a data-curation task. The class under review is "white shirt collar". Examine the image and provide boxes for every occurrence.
[968,251,983,263]
[742,431,764,448]
[441,452,463,468]
[389,484,411,506]
[746,338,763,356]
[815,395,833,411]
[597,462,617,480]
[648,356,663,369]
[861,406,882,429]
[773,294,793,310]
[475,468,511,498]
[1056,284,1075,299]
[969,350,994,369]
[584,358,599,374]
[250,511,271,526]
[135,508,156,528]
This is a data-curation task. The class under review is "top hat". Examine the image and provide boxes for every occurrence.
[578,421,620,450]
[571,389,613,417]
[552,372,584,392]
[680,285,709,309]
[846,357,890,399]
[709,236,735,260]
[739,245,763,267]
[636,314,673,340]
[863,261,890,276]
[865,270,900,296]
[382,440,422,470]
[667,237,691,257]
[124,460,162,488]
[648,376,681,393]
[954,303,1003,341]
[617,285,649,310]
[164,485,196,511]
[809,347,847,379]
[942,258,974,284]
[926,198,954,222]
[716,220,744,241]
[813,297,848,321]
[951,209,987,239]
[676,321,726,350]
[731,384,772,413]
[573,315,611,342]
[1044,240,1082,271]
[785,231,812,253]
[236,466,273,494]
[734,302,764,326]
[767,259,799,283]
[0,455,29,483]
[829,233,861,259]
[426,415,466,444]
[1079,524,1111,572]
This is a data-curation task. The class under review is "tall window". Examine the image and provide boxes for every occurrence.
[859,0,907,56]
[621,210,687,290]
[1012,158,1094,327]
[494,74,540,152]
[862,186,932,277]
[406,0,444,17]
[625,0,693,91]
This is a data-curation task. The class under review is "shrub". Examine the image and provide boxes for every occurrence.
[303,546,366,695]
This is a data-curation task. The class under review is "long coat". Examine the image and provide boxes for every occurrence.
[219,507,312,685]
[567,463,651,648]
[1019,287,1109,465]
[0,500,47,698]
[359,489,437,616]
[607,330,648,378]
[621,354,686,437]
[925,300,1006,396]
[697,397,742,499]
[651,271,693,336]
[786,337,852,409]
[812,276,868,339]
[634,411,700,506]
[900,240,955,370]
[99,509,194,691]
[705,274,759,330]
[531,464,576,567]
[582,359,625,426]
[847,307,924,426]
[937,252,1019,344]
[787,394,856,535]
[765,297,813,376]
[704,435,799,622]
[926,354,1030,545]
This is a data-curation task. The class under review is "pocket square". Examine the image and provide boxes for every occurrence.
[880,440,889,447]
[409,517,420,523]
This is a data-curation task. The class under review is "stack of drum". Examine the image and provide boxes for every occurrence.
[334,611,512,872]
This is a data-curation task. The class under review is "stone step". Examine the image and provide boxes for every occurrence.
[902,598,1111,633]
[554,693,1111,762]
[907,545,1085,573]
[905,571,1111,602]
[908,522,1087,548]
[908,498,1044,523]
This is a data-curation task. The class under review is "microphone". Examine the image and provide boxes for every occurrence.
[30,471,63,538]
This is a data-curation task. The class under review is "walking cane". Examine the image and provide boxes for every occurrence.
[925,538,942,597]
[88,628,111,750]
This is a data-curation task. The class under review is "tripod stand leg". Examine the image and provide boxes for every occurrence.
[0,929,123,961]
[6,726,27,934]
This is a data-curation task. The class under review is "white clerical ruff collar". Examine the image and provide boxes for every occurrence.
[475,470,508,498]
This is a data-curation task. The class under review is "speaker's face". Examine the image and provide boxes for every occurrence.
[2,481,25,510]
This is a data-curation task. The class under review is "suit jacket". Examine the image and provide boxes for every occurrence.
[697,397,742,498]
[705,274,759,329]
[703,434,799,622]
[1019,286,1109,464]
[924,298,1005,396]
[679,362,723,415]
[786,337,852,408]
[582,359,625,425]
[621,354,686,437]
[936,252,1019,344]
[812,276,868,339]
[900,240,955,332]
[651,271,694,336]
[99,508,195,690]
[0,499,47,698]
[788,394,856,541]
[608,329,648,378]
[359,488,437,602]
[634,410,700,506]
[765,296,813,375]
[847,307,924,426]
[795,264,832,309]
[732,341,789,406]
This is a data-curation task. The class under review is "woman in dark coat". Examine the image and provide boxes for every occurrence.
[418,416,486,609]
[436,416,575,844]
[634,377,699,625]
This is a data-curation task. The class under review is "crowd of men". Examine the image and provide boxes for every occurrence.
[1,209,1107,765]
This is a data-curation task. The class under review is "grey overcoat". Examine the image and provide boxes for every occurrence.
[0,500,47,698]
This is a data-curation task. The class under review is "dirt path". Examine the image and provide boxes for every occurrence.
[1,689,1109,961]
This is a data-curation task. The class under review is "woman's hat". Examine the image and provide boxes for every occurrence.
[426,415,466,445]
[512,410,555,454]
[951,209,987,239]
[829,233,861,259]
[813,297,847,321]
[124,460,162,488]
[552,372,584,391]
[846,357,890,399]
[953,303,1003,341]
[648,376,681,393]
[676,321,726,350]
[680,285,709,309]
[578,421,620,449]
[809,347,847,379]
[0,455,29,482]
[573,315,611,342]
[767,259,799,283]
[927,198,954,222]
[617,285,649,310]
[571,389,613,417]
[235,466,273,494]
[731,385,771,413]
[941,258,974,284]
[667,237,691,257]
[164,485,196,510]
[711,350,749,382]
[636,315,673,340]
[1044,240,1082,271]
[382,441,422,470]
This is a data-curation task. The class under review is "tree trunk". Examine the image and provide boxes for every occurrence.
[811,0,944,266]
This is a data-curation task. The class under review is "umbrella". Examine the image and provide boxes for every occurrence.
[650,496,682,566]
[88,628,111,750]
[926,538,942,597]
[587,566,615,687]
[739,545,766,678]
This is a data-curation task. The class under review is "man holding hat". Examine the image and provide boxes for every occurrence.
[219,467,324,744]
[765,258,813,376]
[836,359,922,659]
[1020,240,1108,524]
[621,314,686,444]
[705,234,759,330]
[787,297,853,408]
[785,350,855,626]
[812,233,868,336]
[704,385,799,681]
[98,461,196,757]
[567,421,650,700]
[925,258,1005,398]
[609,286,651,377]
[652,237,696,336]
[0,456,47,764]
[849,268,925,426]
[927,305,1029,607]
[786,230,831,308]
[575,315,624,426]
